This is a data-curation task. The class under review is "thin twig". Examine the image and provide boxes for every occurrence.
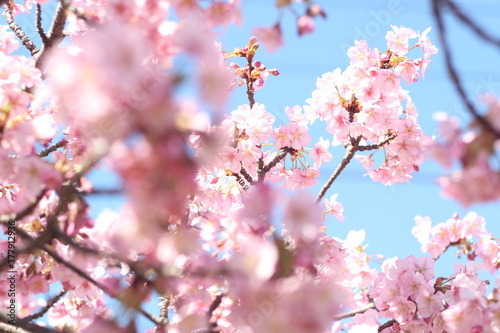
[37,139,67,158]
[36,3,49,45]
[262,149,288,174]
[245,55,256,108]
[378,319,397,332]
[87,188,123,195]
[357,132,397,152]
[315,136,361,203]
[1,1,40,56]
[39,243,162,326]
[0,189,47,224]
[333,302,376,321]
[206,294,224,333]
[232,172,250,191]
[23,289,67,322]
[432,0,500,138]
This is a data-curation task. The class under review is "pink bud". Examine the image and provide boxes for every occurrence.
[268,69,280,76]
[297,16,315,36]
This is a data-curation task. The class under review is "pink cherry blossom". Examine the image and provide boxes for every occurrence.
[297,16,315,36]
[385,25,417,55]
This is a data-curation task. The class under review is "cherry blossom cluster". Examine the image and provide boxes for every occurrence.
[304,26,438,185]
[225,37,280,92]
[4,0,500,332]
[426,98,500,206]
[413,212,500,272]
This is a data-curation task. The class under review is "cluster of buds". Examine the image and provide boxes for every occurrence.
[225,37,279,92]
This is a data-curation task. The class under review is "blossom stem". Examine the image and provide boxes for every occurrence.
[0,188,47,224]
[39,241,163,326]
[23,289,67,322]
[378,319,397,332]
[315,136,361,203]
[38,139,68,158]
[245,54,256,108]
[332,302,376,321]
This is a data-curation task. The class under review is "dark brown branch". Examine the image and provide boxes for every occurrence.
[257,156,265,182]
[33,2,68,71]
[245,57,256,108]
[315,136,361,203]
[262,149,288,173]
[206,294,224,333]
[37,139,67,158]
[36,4,49,45]
[231,172,250,191]
[432,0,500,138]
[23,289,67,322]
[88,188,123,195]
[333,302,376,321]
[378,319,397,332]
[239,165,255,185]
[357,131,397,152]
[444,0,500,49]
[1,1,40,56]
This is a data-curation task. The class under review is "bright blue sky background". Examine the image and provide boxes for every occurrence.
[4,0,500,331]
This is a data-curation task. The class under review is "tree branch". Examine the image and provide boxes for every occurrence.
[357,131,397,152]
[245,56,256,108]
[432,0,500,138]
[239,164,255,185]
[37,139,67,158]
[0,189,47,224]
[258,148,288,182]
[378,319,397,332]
[206,294,224,333]
[23,289,67,322]
[1,1,40,56]
[36,4,49,45]
[33,1,68,71]
[315,136,361,203]
[87,188,123,195]
[39,243,163,326]
[333,302,375,321]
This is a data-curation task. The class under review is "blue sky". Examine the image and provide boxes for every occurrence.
[5,0,499,330]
